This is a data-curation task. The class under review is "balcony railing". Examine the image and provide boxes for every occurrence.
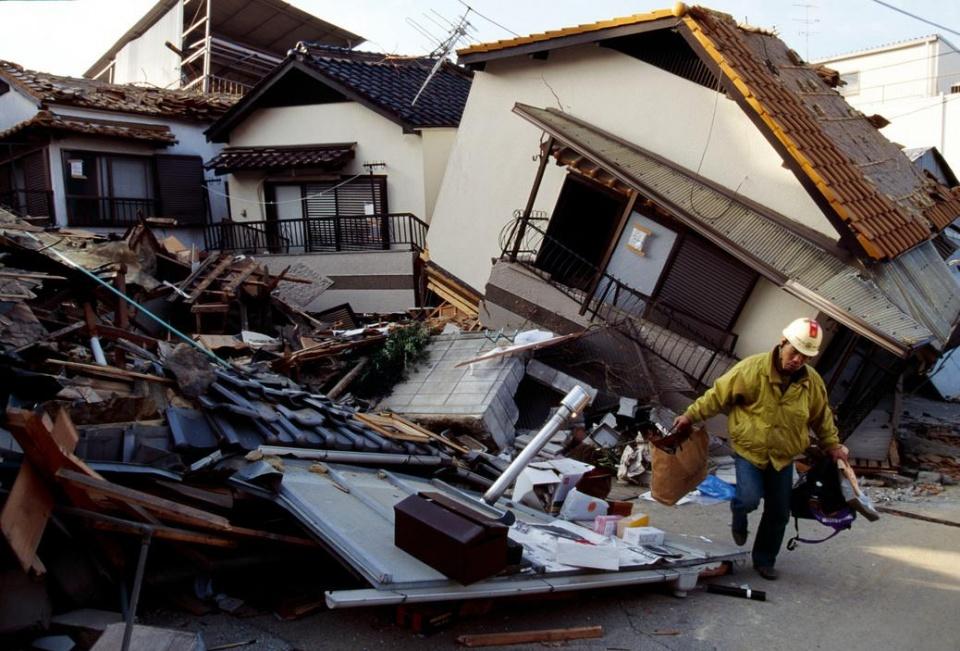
[203,213,428,254]
[0,189,54,223]
[499,212,737,387]
[66,196,159,227]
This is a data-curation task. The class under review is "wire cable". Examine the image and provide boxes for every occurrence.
[457,0,520,37]
[867,0,960,39]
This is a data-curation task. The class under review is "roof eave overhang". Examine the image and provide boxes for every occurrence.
[458,17,680,67]
[205,58,416,143]
[512,103,918,358]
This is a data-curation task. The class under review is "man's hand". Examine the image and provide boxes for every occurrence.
[672,414,692,435]
[828,445,849,464]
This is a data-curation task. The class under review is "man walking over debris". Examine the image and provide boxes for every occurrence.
[672,318,848,580]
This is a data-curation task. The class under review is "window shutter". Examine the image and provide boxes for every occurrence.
[23,151,51,217]
[653,235,756,350]
[155,155,205,223]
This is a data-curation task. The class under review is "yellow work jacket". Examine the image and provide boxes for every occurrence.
[683,350,840,471]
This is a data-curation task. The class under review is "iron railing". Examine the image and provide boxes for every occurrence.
[65,196,159,227]
[499,212,737,387]
[203,213,428,254]
[0,189,54,222]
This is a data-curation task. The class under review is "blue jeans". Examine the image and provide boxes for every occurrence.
[731,455,794,568]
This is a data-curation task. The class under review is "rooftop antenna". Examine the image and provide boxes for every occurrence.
[411,9,472,106]
[793,2,820,61]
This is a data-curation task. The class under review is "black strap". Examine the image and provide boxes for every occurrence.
[786,517,845,550]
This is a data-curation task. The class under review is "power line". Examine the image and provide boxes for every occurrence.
[457,0,520,37]
[867,0,960,39]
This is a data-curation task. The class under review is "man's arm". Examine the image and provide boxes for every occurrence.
[672,363,748,432]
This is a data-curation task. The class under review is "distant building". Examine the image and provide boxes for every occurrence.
[85,0,363,95]
[815,35,960,172]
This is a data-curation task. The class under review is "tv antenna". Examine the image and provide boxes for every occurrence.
[410,9,474,106]
[793,3,820,61]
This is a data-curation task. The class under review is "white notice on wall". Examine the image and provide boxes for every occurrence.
[69,159,84,179]
[363,202,375,215]
[627,225,651,255]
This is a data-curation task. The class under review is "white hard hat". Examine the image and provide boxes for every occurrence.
[782,318,822,357]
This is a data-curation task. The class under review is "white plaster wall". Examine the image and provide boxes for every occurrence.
[0,88,39,130]
[823,40,939,103]
[227,103,427,221]
[49,105,228,221]
[427,46,837,292]
[420,127,457,223]
[604,211,678,296]
[732,277,817,358]
[112,4,182,88]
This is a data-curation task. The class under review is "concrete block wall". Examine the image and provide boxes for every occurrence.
[379,332,526,449]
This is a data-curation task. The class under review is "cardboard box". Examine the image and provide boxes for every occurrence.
[592,514,622,536]
[555,540,619,570]
[615,512,650,538]
[513,459,593,511]
[623,526,664,546]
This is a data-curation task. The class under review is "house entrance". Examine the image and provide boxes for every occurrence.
[537,175,626,290]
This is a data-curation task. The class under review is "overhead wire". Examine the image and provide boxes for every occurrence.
[866,0,960,40]
[457,0,520,37]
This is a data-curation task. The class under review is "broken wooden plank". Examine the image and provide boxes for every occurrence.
[56,469,231,531]
[454,332,583,368]
[0,408,93,575]
[46,359,174,385]
[5,408,103,481]
[0,462,51,575]
[186,255,235,303]
[456,625,603,647]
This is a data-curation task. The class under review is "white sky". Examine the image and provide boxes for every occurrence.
[0,0,958,77]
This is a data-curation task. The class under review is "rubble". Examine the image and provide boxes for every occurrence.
[2,205,951,648]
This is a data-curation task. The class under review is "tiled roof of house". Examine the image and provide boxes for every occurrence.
[681,6,960,260]
[0,110,177,144]
[205,143,355,174]
[457,6,960,261]
[0,60,237,122]
[294,43,473,128]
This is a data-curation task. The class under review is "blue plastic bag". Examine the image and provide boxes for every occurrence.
[697,474,736,500]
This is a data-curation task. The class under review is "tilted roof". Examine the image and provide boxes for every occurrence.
[0,60,237,122]
[458,5,960,262]
[206,44,473,140]
[0,110,177,145]
[514,104,960,355]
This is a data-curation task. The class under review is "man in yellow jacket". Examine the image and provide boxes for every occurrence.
[673,318,847,580]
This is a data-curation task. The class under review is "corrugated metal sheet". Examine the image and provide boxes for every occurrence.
[515,104,946,352]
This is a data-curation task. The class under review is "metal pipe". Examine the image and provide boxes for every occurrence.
[256,446,454,466]
[481,385,591,506]
[121,529,153,651]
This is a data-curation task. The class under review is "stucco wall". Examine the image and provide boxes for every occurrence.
[225,103,427,221]
[420,127,457,223]
[0,88,39,130]
[427,45,838,292]
[732,277,817,358]
[603,210,679,296]
[257,249,417,314]
[111,3,182,87]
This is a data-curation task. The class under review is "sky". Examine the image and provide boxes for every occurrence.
[0,0,959,78]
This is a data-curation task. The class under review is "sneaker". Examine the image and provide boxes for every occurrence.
[754,565,779,580]
[731,527,748,546]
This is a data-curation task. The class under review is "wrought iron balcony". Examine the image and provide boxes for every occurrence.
[203,213,428,255]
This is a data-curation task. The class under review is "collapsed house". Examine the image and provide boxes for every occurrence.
[424,5,960,462]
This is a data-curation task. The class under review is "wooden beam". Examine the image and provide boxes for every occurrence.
[457,625,603,647]
[46,359,173,385]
